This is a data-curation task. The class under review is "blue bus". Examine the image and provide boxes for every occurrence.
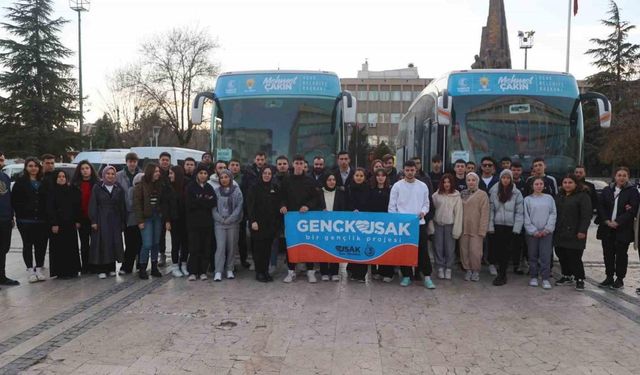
[191,70,356,165]
[396,69,611,176]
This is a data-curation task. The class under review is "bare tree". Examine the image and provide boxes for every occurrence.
[101,67,152,135]
[121,26,219,145]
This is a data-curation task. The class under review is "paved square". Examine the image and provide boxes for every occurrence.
[1,225,640,374]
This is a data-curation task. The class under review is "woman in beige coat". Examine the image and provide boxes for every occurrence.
[432,174,463,280]
[460,172,490,281]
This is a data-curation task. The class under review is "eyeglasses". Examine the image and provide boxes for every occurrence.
[482,164,493,167]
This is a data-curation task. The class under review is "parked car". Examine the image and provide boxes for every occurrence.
[2,163,77,190]
[72,150,128,173]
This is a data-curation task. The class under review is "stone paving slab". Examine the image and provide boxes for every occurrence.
[0,225,639,374]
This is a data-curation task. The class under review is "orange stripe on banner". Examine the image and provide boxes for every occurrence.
[287,244,418,266]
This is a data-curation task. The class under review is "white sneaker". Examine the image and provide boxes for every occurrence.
[331,275,340,282]
[307,270,317,283]
[283,270,296,283]
[108,271,116,277]
[213,272,222,281]
[489,265,498,276]
[464,270,472,281]
[98,273,107,279]
[226,270,235,279]
[471,272,480,282]
[35,267,46,281]
[118,269,126,276]
[437,268,445,279]
[542,280,552,290]
[28,269,38,283]
[529,278,539,287]
[180,262,189,276]
[172,265,184,277]
[445,269,452,280]
[200,274,208,281]
[188,274,196,281]
[321,275,330,281]
[382,276,393,283]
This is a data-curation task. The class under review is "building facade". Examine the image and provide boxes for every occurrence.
[340,62,431,146]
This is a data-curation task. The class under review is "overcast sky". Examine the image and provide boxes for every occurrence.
[1,0,639,122]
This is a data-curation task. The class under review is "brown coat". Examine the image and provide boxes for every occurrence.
[462,190,489,237]
[133,181,170,225]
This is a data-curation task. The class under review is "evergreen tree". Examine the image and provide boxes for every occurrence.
[347,124,369,168]
[585,0,639,105]
[91,114,119,149]
[372,141,393,161]
[0,0,79,157]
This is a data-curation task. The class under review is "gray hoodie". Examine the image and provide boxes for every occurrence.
[212,184,243,229]
[524,194,557,235]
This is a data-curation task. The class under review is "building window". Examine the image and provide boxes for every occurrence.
[391,91,401,101]
[368,91,379,101]
[379,136,390,145]
[356,91,367,101]
[379,91,390,101]
[380,113,390,123]
[390,113,402,123]
[356,113,367,123]
[413,91,422,99]
[368,113,379,124]
[402,91,413,101]
[368,135,379,146]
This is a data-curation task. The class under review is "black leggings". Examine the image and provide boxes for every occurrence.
[493,225,515,278]
[555,247,585,280]
[401,224,432,278]
[171,220,188,264]
[0,220,12,279]
[252,236,273,275]
[17,222,48,269]
[78,217,91,272]
[189,229,211,276]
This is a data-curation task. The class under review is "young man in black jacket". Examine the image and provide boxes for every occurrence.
[279,155,320,283]
[525,157,558,197]
[0,152,19,286]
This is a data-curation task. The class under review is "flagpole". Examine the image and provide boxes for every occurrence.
[565,0,572,72]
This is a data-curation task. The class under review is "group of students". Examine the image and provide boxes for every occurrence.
[0,149,639,294]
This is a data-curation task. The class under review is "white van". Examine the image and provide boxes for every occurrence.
[130,147,204,166]
[72,150,128,173]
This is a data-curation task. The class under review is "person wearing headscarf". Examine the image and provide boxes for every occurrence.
[47,169,82,279]
[346,167,370,282]
[88,165,126,279]
[212,169,244,281]
[460,172,490,282]
[247,167,280,282]
[319,172,347,281]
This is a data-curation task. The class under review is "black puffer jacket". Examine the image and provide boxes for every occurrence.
[11,176,46,222]
[597,182,640,244]
[554,189,592,250]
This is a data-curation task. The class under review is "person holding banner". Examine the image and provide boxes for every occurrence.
[367,168,393,282]
[432,174,463,280]
[460,173,490,282]
[388,160,434,289]
[280,155,321,283]
[247,167,280,282]
[319,173,347,281]
[347,168,370,282]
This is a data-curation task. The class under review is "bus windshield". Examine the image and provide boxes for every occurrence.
[217,97,340,165]
[450,95,582,174]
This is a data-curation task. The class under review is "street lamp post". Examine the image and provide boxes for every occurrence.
[69,0,90,147]
[152,126,161,147]
[517,30,535,70]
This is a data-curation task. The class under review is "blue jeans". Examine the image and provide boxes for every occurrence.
[140,214,162,264]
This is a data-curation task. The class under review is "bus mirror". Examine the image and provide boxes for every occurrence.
[191,92,215,125]
[437,93,452,126]
[581,92,612,128]
[342,91,357,124]
[596,98,612,128]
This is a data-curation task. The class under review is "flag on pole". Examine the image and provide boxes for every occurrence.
[574,0,578,15]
